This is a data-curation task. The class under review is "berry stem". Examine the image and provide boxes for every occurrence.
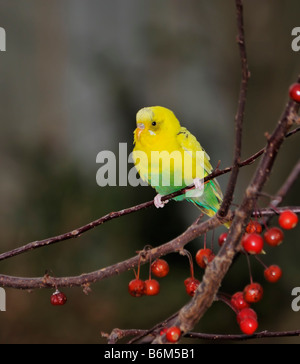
[245,253,254,284]
[216,292,239,314]
[148,254,152,280]
[253,254,267,269]
[253,201,262,221]
[261,218,269,232]
[210,230,215,251]
[181,249,195,279]
[135,254,142,280]
[269,205,281,215]
[253,200,268,231]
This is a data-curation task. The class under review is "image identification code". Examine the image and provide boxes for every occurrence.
[104,348,195,361]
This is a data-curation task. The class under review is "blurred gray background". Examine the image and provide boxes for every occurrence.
[0,0,299,343]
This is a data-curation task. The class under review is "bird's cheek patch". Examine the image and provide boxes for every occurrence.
[136,123,145,140]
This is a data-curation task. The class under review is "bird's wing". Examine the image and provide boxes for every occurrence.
[176,127,223,201]
[176,127,213,175]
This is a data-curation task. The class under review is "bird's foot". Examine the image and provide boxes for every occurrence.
[193,177,204,192]
[186,178,204,198]
[154,194,169,208]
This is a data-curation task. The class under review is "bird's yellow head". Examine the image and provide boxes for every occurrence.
[134,106,181,148]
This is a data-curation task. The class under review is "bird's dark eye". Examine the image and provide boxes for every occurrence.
[152,121,156,126]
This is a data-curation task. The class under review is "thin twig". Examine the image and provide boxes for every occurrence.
[0,205,299,290]
[104,327,300,344]
[217,0,249,218]
[185,329,300,341]
[0,151,262,263]
[0,213,229,289]
[270,158,300,208]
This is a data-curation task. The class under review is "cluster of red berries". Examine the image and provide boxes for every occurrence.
[227,210,297,334]
[128,251,203,300]
[230,284,262,335]
[241,209,298,255]
[128,259,169,297]
[217,210,297,258]
[182,247,215,297]
[182,210,297,301]
[50,289,67,306]
[127,209,297,339]
[181,236,216,298]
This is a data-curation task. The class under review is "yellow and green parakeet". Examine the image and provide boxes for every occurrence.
[133,106,227,226]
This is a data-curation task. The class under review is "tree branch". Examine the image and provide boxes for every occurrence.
[0,148,265,263]
[103,327,300,343]
[217,0,249,218]
[185,329,300,341]
[1,203,299,291]
[0,213,228,289]
[269,158,300,208]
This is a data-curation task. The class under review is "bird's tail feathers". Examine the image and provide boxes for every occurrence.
[187,180,231,229]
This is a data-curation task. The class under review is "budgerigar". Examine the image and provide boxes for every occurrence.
[133,106,228,226]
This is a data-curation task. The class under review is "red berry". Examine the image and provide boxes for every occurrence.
[195,248,215,269]
[151,259,169,278]
[239,317,258,335]
[184,277,200,297]
[159,328,168,336]
[128,278,146,297]
[166,326,181,343]
[243,283,263,303]
[278,210,298,230]
[289,83,300,103]
[236,308,258,324]
[218,232,228,246]
[242,233,264,254]
[50,290,67,306]
[246,221,262,234]
[264,265,282,283]
[144,279,160,296]
[231,291,250,311]
[264,227,284,246]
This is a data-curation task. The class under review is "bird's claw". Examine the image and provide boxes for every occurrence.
[193,178,204,191]
[186,178,204,198]
[154,194,169,208]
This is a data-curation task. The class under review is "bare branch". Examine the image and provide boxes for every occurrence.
[1,203,299,291]
[217,0,249,218]
[0,152,263,263]
[185,329,300,341]
[270,158,300,208]
[104,327,300,344]
[0,213,229,289]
